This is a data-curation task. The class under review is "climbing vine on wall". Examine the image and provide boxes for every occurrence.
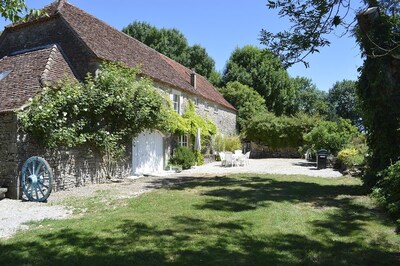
[19,62,217,161]
[19,62,172,159]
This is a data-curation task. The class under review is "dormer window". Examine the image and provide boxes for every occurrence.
[0,70,11,81]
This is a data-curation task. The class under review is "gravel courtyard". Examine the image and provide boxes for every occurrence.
[0,158,342,239]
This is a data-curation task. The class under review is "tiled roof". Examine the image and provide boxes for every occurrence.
[0,45,77,112]
[5,0,235,111]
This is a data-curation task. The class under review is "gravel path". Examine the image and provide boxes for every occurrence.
[0,158,342,240]
[180,158,343,178]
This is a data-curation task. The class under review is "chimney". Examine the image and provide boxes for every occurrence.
[190,69,197,90]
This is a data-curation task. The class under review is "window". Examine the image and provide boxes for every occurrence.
[194,97,199,107]
[204,101,208,111]
[0,70,11,81]
[178,135,189,147]
[173,94,180,113]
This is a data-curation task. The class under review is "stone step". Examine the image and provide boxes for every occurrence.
[0,188,8,200]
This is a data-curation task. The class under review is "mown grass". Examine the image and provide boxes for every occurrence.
[1,174,399,265]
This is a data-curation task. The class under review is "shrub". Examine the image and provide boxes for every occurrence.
[169,146,196,170]
[337,148,365,169]
[224,135,242,152]
[303,118,359,155]
[213,134,225,152]
[371,160,400,228]
[244,112,319,149]
[194,150,204,166]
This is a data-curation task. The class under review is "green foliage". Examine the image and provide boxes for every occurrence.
[211,134,242,152]
[291,77,329,116]
[224,135,242,152]
[0,0,43,22]
[208,70,223,87]
[213,134,225,152]
[169,146,196,169]
[327,79,362,129]
[245,112,319,149]
[356,3,400,186]
[219,81,267,131]
[194,150,204,166]
[371,160,400,226]
[180,100,217,146]
[122,21,216,79]
[260,1,367,67]
[337,148,365,171]
[19,62,170,159]
[303,118,359,155]
[222,45,296,115]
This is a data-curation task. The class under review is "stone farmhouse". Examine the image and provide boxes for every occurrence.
[0,0,236,199]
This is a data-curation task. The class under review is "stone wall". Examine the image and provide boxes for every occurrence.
[194,99,237,136]
[0,112,19,199]
[0,112,132,199]
[247,142,301,159]
[168,85,236,136]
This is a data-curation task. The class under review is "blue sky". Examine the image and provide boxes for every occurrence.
[1,0,364,91]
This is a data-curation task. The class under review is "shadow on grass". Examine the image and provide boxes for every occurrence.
[149,175,367,213]
[1,175,399,265]
[0,217,398,265]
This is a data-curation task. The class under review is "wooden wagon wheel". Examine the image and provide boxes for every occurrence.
[21,156,53,202]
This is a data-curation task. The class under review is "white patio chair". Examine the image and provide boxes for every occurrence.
[224,152,234,167]
[219,152,226,166]
[243,151,250,166]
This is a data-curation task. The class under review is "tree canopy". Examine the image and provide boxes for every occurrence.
[291,76,329,116]
[122,21,216,79]
[222,45,295,115]
[260,0,400,68]
[327,79,362,128]
[219,81,267,131]
[0,0,43,23]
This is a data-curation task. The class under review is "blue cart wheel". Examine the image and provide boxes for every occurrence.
[21,156,53,202]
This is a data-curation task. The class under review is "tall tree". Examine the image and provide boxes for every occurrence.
[260,0,399,68]
[223,45,295,115]
[291,77,329,116]
[219,81,267,131]
[356,2,400,185]
[122,21,216,80]
[327,79,362,128]
[260,0,400,188]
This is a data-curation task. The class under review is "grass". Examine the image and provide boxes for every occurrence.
[1,174,399,265]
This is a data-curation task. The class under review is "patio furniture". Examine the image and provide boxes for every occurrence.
[219,152,226,166]
[238,151,251,166]
[234,150,242,155]
[224,152,236,167]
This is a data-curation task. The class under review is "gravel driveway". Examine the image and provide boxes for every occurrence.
[0,158,342,239]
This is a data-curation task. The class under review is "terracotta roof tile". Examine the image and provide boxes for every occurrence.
[0,45,77,112]
[11,1,235,111]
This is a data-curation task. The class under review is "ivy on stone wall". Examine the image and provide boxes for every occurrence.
[19,63,172,159]
[18,62,216,162]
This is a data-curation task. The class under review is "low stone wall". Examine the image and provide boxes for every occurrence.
[0,112,132,199]
[16,132,132,197]
[247,142,301,159]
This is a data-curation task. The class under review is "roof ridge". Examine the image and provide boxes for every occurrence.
[41,44,59,84]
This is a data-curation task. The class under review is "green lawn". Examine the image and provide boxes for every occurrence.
[1,174,399,265]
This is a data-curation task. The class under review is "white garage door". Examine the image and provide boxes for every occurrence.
[132,131,164,175]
